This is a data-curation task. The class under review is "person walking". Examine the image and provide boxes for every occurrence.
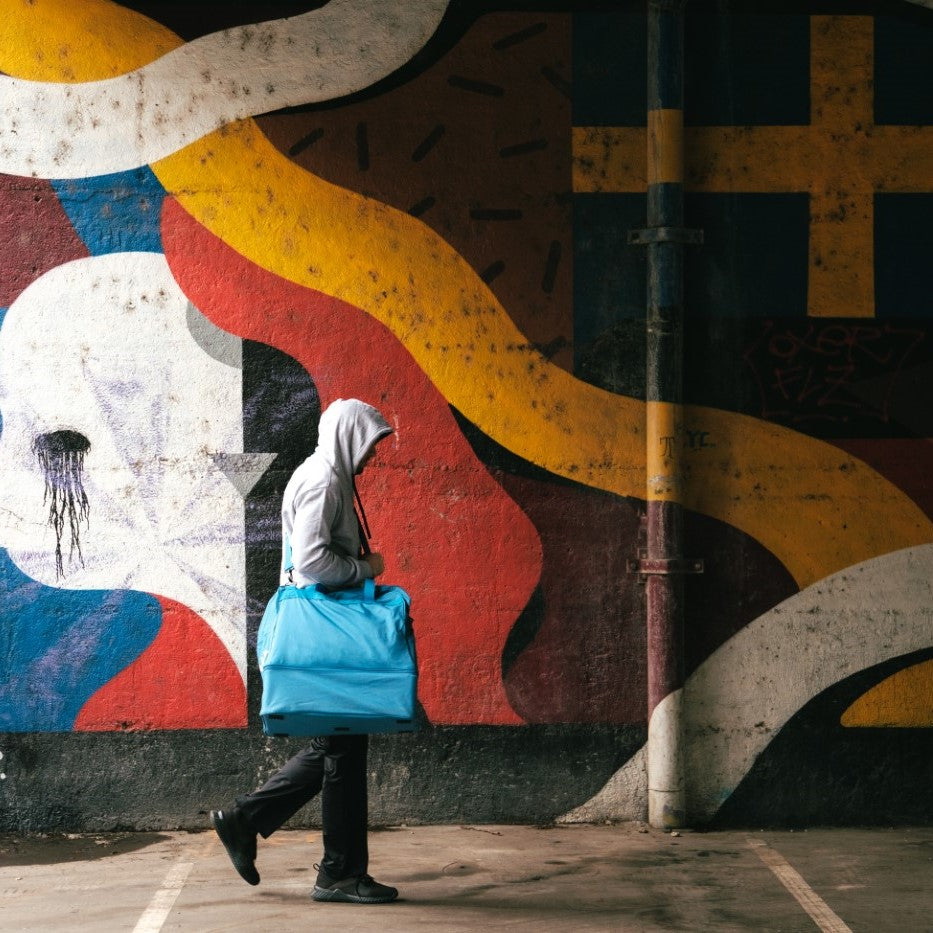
[211,398,399,904]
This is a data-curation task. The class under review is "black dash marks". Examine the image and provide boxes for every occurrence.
[470,208,523,221]
[412,125,446,162]
[542,241,562,294]
[541,66,571,100]
[356,122,369,171]
[500,139,549,158]
[288,128,324,158]
[447,75,505,97]
[409,197,436,217]
[480,261,506,284]
[493,22,548,51]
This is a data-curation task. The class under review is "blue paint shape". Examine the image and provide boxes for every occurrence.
[51,167,166,256]
[0,549,162,732]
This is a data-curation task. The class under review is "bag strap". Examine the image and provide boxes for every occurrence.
[353,481,372,558]
[284,535,295,583]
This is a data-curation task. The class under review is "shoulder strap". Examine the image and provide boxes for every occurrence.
[353,481,372,557]
[284,485,371,576]
[284,535,295,583]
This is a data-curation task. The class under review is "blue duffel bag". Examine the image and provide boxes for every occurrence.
[257,578,418,736]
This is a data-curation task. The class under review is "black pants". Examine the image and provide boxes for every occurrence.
[236,734,368,880]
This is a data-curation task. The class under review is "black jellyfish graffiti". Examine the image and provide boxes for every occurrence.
[32,430,91,578]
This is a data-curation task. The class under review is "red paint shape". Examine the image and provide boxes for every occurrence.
[74,596,246,731]
[831,438,933,522]
[0,176,89,307]
[161,198,542,724]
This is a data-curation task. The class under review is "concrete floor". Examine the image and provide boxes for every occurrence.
[0,824,930,932]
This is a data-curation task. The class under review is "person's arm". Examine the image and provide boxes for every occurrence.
[289,482,372,587]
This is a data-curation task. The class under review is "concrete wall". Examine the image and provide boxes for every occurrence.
[0,0,930,831]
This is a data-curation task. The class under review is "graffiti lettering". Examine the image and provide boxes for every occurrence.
[685,429,715,449]
[744,321,926,429]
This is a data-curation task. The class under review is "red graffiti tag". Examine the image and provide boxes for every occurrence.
[743,320,926,428]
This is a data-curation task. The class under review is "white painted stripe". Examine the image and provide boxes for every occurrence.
[747,839,852,933]
[559,544,933,823]
[0,0,449,179]
[132,860,193,933]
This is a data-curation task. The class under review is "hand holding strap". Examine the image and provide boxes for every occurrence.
[284,534,376,597]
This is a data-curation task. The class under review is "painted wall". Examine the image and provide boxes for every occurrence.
[0,0,930,830]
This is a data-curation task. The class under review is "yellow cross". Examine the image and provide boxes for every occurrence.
[573,15,933,318]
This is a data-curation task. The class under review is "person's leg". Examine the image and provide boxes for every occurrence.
[312,734,397,903]
[212,738,330,885]
[236,738,329,838]
[317,733,369,879]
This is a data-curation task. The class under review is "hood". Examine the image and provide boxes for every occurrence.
[315,398,393,481]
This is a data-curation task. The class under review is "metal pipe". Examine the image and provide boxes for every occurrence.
[645,0,687,829]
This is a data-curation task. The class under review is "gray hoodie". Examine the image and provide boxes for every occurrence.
[280,398,393,588]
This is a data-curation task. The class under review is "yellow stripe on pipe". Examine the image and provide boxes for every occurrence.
[647,401,682,503]
[647,109,684,186]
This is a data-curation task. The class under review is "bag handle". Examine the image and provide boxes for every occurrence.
[309,578,377,601]
[284,534,376,600]
[284,535,294,583]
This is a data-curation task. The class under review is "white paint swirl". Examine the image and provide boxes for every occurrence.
[0,0,448,179]
[560,543,933,823]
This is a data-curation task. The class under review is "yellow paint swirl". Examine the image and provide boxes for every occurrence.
[842,659,933,727]
[3,0,931,588]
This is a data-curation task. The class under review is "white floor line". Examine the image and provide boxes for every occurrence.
[747,838,853,933]
[132,860,194,933]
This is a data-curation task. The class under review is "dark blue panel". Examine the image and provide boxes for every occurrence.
[875,13,933,126]
[572,193,647,397]
[874,194,933,318]
[684,14,810,126]
[573,12,647,126]
[684,193,809,317]
[574,192,647,335]
[575,12,809,127]
[0,550,161,732]
[51,167,166,256]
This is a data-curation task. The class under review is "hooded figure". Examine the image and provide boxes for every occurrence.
[281,398,393,588]
[212,398,400,904]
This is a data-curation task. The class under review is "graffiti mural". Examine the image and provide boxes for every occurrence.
[0,0,930,824]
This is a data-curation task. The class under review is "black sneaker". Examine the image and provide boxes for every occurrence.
[312,872,398,904]
[210,808,260,886]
